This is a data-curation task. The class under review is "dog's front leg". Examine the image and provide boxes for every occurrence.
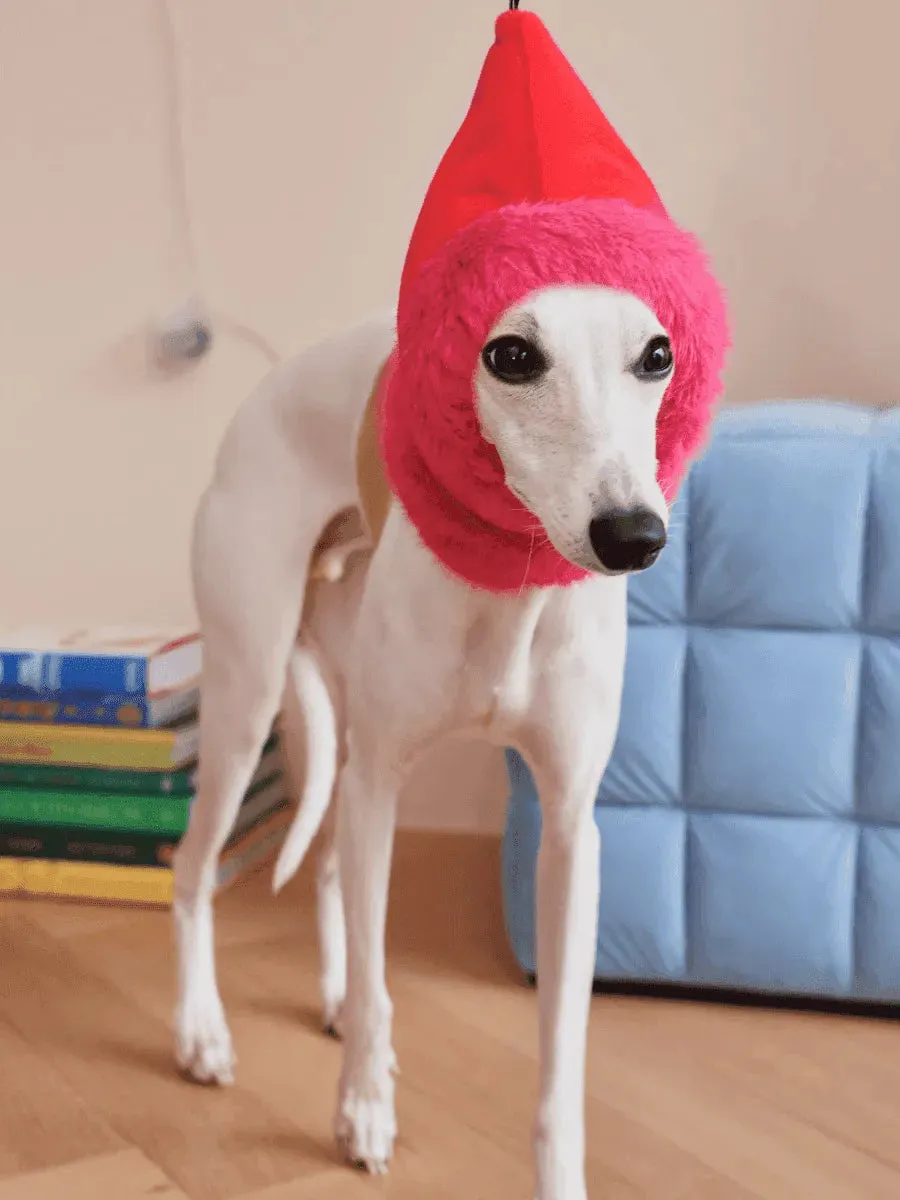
[522,651,625,1200]
[532,787,601,1200]
[333,740,400,1173]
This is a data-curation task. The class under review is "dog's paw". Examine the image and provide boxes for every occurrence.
[323,1010,343,1040]
[321,990,345,1039]
[533,1174,588,1200]
[175,997,236,1086]
[533,1134,588,1200]
[335,1075,397,1174]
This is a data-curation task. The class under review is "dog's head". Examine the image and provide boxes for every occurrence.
[474,284,671,576]
[382,200,729,592]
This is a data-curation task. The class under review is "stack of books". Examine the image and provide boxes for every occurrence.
[0,628,289,906]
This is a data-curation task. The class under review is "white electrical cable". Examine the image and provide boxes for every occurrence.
[157,0,200,290]
[154,0,281,367]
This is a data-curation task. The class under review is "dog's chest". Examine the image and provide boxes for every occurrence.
[355,506,625,749]
[461,593,547,733]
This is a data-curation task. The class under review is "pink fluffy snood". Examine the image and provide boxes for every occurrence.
[378,198,729,593]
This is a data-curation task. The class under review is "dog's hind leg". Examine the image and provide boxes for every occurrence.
[315,807,346,1037]
[173,485,312,1084]
[173,318,393,1086]
[333,740,402,1173]
[173,446,352,1085]
[277,643,346,1035]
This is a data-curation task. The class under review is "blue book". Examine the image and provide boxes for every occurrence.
[0,688,199,729]
[0,628,202,704]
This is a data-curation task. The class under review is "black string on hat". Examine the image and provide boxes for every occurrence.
[509,1,520,9]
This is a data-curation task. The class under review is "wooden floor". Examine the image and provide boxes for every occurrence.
[0,831,898,1200]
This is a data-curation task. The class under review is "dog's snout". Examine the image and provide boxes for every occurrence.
[589,507,666,573]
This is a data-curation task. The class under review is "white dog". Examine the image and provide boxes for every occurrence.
[173,284,675,1200]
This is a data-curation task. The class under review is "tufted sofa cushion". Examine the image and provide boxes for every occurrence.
[502,402,900,1001]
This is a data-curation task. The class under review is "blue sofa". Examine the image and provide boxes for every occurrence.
[502,402,900,1003]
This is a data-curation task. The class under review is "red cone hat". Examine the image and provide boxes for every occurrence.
[401,5,666,299]
[379,4,729,592]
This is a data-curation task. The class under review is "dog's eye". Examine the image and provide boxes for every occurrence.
[482,336,547,384]
[634,335,674,380]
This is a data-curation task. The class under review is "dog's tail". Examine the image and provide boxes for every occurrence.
[272,645,338,894]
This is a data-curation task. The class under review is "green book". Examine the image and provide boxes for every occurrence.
[0,747,283,836]
[0,760,196,796]
[0,780,288,868]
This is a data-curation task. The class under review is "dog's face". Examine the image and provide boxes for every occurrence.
[473,284,672,575]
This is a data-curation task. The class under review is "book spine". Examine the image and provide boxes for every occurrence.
[216,817,289,894]
[0,797,287,865]
[0,762,195,795]
[0,807,290,906]
[0,769,280,836]
[0,696,157,729]
[230,777,285,838]
[0,652,147,698]
[0,723,189,770]
[0,823,181,868]
[0,789,192,835]
[0,857,175,905]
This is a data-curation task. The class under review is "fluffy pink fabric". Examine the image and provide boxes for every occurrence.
[379,198,730,592]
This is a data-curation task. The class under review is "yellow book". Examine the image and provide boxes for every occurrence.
[0,806,290,906]
[0,717,198,770]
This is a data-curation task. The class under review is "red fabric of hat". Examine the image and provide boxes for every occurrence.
[401,7,666,294]
[378,6,730,592]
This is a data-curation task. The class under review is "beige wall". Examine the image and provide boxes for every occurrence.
[1,0,897,829]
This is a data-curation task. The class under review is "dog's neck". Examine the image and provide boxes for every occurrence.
[374,352,591,594]
[360,499,625,743]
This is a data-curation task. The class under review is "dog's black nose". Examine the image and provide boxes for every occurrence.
[589,507,667,573]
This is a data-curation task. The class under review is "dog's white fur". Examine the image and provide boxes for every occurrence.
[173,285,671,1200]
